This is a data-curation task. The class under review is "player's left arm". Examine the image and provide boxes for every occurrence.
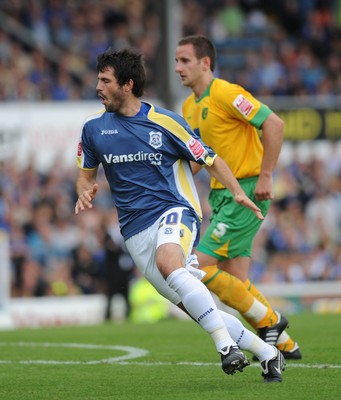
[190,161,203,175]
[206,156,264,220]
[256,112,284,201]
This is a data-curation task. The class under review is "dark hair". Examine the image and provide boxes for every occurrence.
[178,35,216,72]
[96,48,146,97]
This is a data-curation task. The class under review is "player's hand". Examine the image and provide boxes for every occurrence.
[254,175,274,201]
[75,183,99,214]
[234,193,264,220]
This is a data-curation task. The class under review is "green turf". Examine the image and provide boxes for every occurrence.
[0,312,340,400]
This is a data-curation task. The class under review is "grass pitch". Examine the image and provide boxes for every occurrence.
[0,312,340,400]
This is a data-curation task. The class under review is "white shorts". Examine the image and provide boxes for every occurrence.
[125,207,198,305]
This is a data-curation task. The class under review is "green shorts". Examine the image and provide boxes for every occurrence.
[197,176,271,260]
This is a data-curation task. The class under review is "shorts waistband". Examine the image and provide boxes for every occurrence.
[237,176,258,183]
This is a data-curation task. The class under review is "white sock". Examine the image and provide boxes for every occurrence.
[167,268,236,352]
[218,310,276,361]
[243,298,268,323]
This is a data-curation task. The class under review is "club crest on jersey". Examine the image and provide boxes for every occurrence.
[202,107,208,119]
[187,137,206,160]
[233,94,254,117]
[149,131,162,149]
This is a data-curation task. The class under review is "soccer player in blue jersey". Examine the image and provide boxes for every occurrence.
[75,48,285,382]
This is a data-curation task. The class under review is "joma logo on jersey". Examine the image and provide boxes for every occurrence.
[149,131,162,149]
[101,129,118,135]
[233,95,254,117]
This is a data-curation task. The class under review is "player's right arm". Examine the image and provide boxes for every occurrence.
[256,112,284,201]
[206,156,264,220]
[75,168,99,214]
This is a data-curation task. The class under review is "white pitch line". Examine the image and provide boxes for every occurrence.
[0,342,340,369]
[0,360,340,369]
[0,341,149,363]
[113,361,341,369]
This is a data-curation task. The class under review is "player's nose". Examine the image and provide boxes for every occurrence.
[175,61,182,73]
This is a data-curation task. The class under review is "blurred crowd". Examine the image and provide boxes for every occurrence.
[0,0,341,303]
[1,148,341,300]
[0,161,136,317]
[250,148,341,283]
[0,0,340,100]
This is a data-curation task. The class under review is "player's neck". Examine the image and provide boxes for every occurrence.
[193,74,214,100]
[116,97,142,117]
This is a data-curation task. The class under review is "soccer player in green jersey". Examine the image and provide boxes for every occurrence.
[175,34,301,360]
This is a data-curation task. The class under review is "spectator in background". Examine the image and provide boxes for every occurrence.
[8,223,28,296]
[71,244,101,294]
[216,0,246,38]
[102,210,135,321]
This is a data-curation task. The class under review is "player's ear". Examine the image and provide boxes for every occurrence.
[201,56,211,71]
[124,79,134,92]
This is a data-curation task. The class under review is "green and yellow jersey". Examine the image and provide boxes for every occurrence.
[182,78,272,188]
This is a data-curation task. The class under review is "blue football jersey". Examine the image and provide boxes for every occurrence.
[77,102,217,241]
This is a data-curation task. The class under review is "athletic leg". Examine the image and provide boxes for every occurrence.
[196,181,300,357]
[126,208,249,374]
[196,252,278,328]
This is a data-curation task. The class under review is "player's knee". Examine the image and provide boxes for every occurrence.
[156,244,185,278]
